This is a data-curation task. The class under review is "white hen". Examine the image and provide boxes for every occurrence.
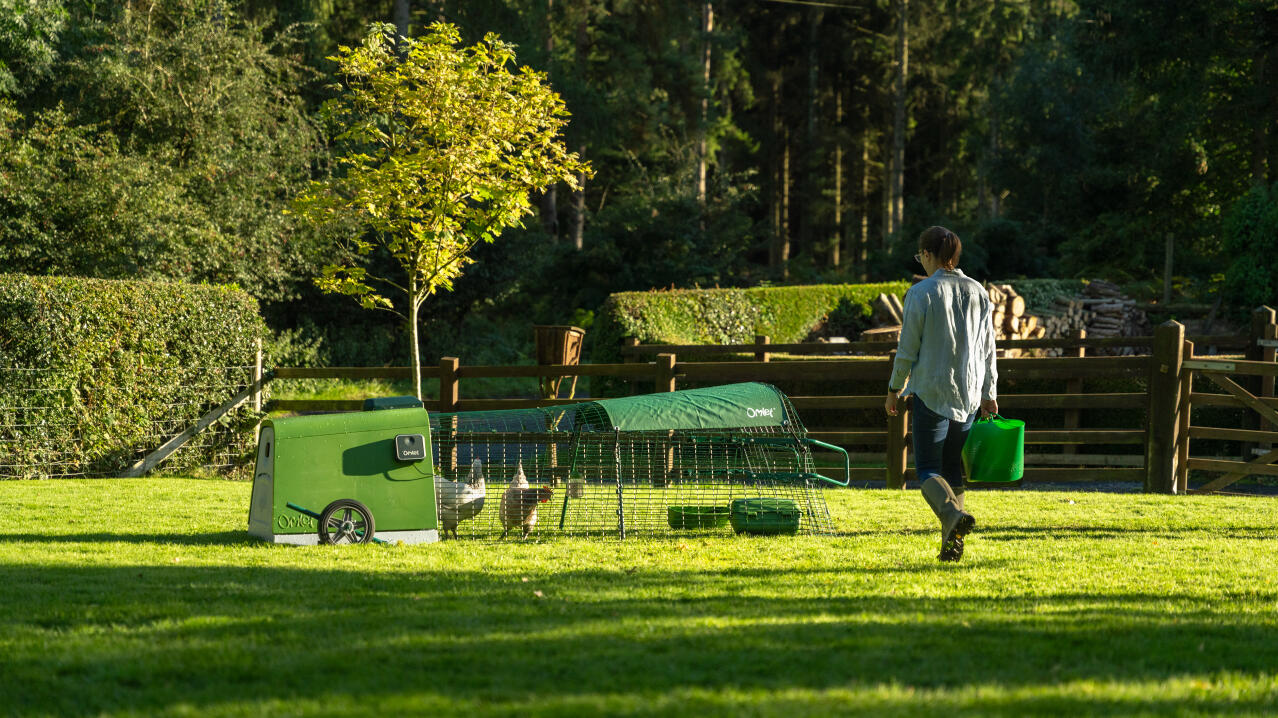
[436,459,486,539]
[500,460,553,539]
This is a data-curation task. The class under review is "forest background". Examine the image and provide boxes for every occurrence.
[1,0,1275,369]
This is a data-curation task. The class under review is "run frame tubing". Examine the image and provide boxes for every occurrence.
[719,435,851,487]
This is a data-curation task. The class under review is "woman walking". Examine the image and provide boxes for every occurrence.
[885,226,998,561]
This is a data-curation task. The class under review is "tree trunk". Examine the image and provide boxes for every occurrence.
[890,0,908,237]
[989,93,1001,218]
[409,285,422,402]
[881,154,892,246]
[799,8,821,261]
[394,0,411,53]
[697,2,713,215]
[781,135,791,279]
[572,148,585,249]
[572,6,589,248]
[859,126,869,281]
[769,56,782,269]
[832,78,843,268]
[1252,48,1269,186]
[540,0,558,239]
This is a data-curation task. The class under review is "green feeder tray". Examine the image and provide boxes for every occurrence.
[668,505,731,529]
[729,498,800,535]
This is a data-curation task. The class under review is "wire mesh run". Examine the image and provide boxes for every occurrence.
[430,395,836,539]
[0,365,259,479]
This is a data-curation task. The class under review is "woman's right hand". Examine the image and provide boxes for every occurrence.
[885,390,900,416]
[980,399,998,417]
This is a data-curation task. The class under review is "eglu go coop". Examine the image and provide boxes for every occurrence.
[249,382,849,543]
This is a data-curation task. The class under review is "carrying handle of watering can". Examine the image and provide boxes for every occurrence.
[795,437,851,487]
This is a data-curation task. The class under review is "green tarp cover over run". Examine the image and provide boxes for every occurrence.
[589,382,790,431]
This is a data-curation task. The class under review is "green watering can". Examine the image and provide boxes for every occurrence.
[962,413,1025,485]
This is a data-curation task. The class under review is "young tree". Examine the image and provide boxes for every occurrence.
[295,22,587,400]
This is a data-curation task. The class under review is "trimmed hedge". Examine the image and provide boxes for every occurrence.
[592,282,912,361]
[0,274,268,478]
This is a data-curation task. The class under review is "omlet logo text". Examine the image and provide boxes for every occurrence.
[746,407,776,418]
[277,513,317,530]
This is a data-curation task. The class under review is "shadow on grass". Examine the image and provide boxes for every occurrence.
[978,525,1276,541]
[0,531,254,546]
[4,561,1278,716]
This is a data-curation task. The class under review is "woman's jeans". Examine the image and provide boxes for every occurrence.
[911,397,974,488]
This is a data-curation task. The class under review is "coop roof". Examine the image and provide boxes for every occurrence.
[588,382,790,431]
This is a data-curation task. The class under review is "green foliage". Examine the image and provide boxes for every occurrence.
[0,0,328,303]
[294,22,589,392]
[992,0,1272,282]
[0,274,268,478]
[592,282,911,361]
[1221,183,1278,311]
[297,22,588,312]
[6,478,1278,716]
[0,0,64,95]
[998,278,1088,315]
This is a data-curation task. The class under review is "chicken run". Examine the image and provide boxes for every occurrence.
[248,382,849,544]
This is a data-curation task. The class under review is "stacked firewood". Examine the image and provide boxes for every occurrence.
[1077,279,1152,355]
[986,284,1045,358]
[1042,279,1153,356]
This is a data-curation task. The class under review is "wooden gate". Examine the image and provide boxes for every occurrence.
[1179,348,1278,494]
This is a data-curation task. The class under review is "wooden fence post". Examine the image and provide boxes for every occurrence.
[1063,328,1085,455]
[252,336,263,443]
[1262,322,1277,454]
[886,395,909,489]
[1245,307,1276,458]
[622,337,640,363]
[1175,339,1193,493]
[655,353,677,393]
[755,335,771,363]
[1145,321,1185,493]
[439,357,459,413]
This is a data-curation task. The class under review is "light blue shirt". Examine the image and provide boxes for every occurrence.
[888,268,998,421]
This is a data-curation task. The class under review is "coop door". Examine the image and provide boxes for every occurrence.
[247,426,275,540]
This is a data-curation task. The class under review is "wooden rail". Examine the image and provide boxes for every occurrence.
[620,333,1249,358]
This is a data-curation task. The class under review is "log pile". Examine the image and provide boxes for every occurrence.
[873,293,905,326]
[860,280,1151,358]
[985,284,1045,358]
[1043,279,1152,355]
[1077,279,1152,355]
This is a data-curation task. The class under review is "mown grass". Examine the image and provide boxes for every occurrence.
[4,479,1278,717]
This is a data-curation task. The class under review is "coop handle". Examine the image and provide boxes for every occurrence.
[796,437,850,487]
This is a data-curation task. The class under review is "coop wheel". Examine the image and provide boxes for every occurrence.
[318,499,375,545]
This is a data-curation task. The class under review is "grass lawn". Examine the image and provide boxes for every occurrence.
[3,479,1278,717]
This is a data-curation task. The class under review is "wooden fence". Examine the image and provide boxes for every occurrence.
[263,307,1276,492]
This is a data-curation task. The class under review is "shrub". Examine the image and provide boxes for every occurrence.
[0,274,268,478]
[1221,183,1278,313]
[591,282,912,362]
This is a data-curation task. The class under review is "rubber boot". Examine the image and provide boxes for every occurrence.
[921,476,975,562]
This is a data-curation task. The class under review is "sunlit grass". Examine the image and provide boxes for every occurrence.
[4,479,1278,717]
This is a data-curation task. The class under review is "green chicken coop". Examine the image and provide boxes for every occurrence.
[247,405,439,545]
[248,382,848,544]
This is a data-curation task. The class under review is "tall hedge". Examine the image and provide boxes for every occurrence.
[591,282,912,361]
[0,274,268,478]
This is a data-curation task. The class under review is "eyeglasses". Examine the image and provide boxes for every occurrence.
[913,252,924,265]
